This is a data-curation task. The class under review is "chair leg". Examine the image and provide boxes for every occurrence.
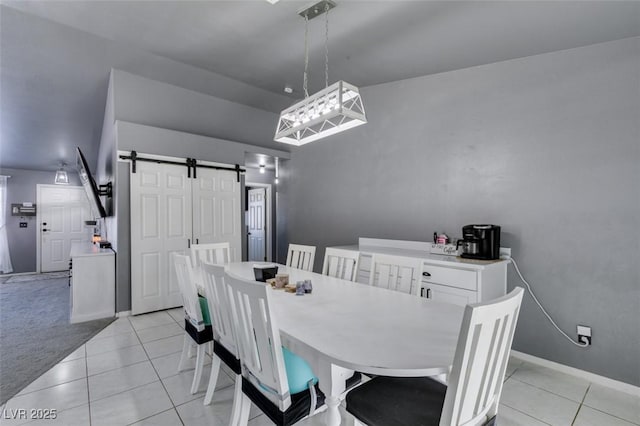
[177,335,191,373]
[237,393,251,426]
[203,355,221,405]
[191,344,206,394]
[228,375,243,426]
[308,379,317,416]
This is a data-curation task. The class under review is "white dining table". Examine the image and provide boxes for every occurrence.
[225,262,465,426]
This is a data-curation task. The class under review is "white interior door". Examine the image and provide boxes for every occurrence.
[192,168,242,262]
[39,185,91,272]
[130,162,191,315]
[247,187,266,262]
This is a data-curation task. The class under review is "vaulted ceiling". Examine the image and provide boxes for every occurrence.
[1,1,639,171]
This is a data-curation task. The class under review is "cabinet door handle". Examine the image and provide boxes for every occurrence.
[426,288,432,299]
[187,239,191,248]
[196,239,199,244]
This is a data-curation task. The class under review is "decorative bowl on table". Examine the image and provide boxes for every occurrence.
[253,264,278,282]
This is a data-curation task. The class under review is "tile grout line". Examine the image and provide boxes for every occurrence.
[498,397,554,426]
[580,403,640,426]
[130,313,186,425]
[571,383,591,426]
[85,344,93,426]
[124,408,181,426]
[507,375,588,404]
[577,382,640,426]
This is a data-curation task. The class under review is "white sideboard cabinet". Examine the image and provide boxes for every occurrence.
[70,242,115,323]
[331,238,509,306]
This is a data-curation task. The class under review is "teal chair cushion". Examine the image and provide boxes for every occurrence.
[198,296,211,326]
[282,346,318,394]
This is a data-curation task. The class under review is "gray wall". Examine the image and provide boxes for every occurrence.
[110,121,289,311]
[286,37,640,385]
[1,167,81,273]
[112,70,289,152]
[98,69,291,311]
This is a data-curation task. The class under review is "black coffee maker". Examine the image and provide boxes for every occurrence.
[459,225,501,260]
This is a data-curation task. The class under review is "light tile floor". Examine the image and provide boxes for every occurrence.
[1,309,638,426]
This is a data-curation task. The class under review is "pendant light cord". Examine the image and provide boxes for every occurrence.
[324,4,330,88]
[303,13,310,98]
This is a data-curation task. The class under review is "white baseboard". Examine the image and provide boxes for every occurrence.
[511,350,640,397]
[0,271,37,277]
[116,310,132,318]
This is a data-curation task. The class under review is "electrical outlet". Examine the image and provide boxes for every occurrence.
[499,247,511,259]
[19,222,27,228]
[577,325,591,345]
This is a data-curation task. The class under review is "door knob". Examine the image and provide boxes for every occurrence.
[42,229,48,232]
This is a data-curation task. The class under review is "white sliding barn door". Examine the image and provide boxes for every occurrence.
[192,168,242,262]
[130,162,191,315]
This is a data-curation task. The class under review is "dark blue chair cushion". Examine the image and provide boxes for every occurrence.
[346,376,497,426]
[184,319,213,345]
[213,340,241,375]
[242,377,325,426]
[346,376,446,426]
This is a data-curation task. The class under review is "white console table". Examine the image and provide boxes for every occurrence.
[330,238,509,306]
[70,242,115,323]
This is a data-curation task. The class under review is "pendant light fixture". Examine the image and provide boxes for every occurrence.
[275,0,366,146]
[54,162,69,185]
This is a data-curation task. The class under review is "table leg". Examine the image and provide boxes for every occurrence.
[325,395,341,426]
[316,363,352,426]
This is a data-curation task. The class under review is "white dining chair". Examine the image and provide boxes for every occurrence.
[173,254,213,395]
[191,242,231,268]
[225,273,325,426]
[200,262,243,421]
[321,247,360,282]
[346,287,524,426]
[368,253,424,296]
[285,243,316,272]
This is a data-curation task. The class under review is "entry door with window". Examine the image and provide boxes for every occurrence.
[39,185,91,272]
[247,187,266,262]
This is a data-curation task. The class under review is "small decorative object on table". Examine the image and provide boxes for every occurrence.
[275,273,289,289]
[253,264,279,282]
[295,281,306,295]
[303,279,312,293]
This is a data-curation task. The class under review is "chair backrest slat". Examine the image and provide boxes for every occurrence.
[286,244,316,272]
[368,254,423,296]
[226,274,292,411]
[322,248,360,282]
[172,254,204,329]
[440,288,524,426]
[201,262,237,356]
[191,242,231,268]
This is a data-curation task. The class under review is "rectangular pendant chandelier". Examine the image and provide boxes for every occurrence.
[275,80,366,146]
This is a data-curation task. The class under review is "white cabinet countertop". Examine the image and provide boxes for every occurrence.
[70,242,114,257]
[332,244,508,271]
